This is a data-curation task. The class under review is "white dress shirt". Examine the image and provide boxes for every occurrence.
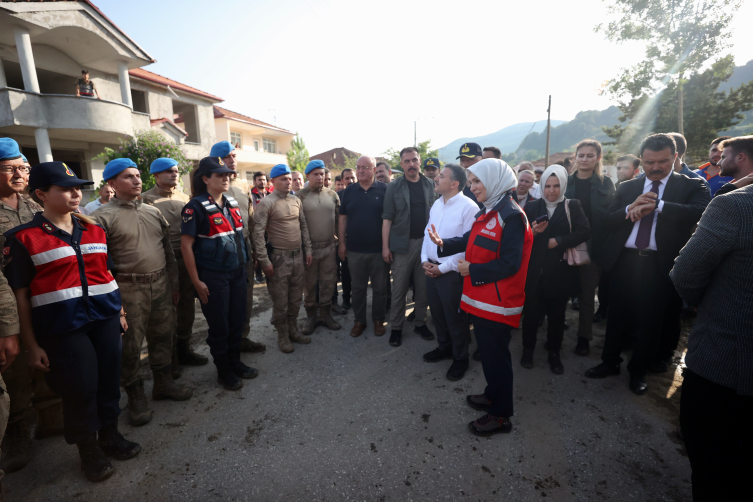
[624,171,671,251]
[530,183,542,199]
[84,197,104,213]
[421,191,479,274]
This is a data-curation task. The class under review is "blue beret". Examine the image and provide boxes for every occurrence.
[21,154,28,163]
[305,159,325,175]
[103,158,138,181]
[150,157,179,174]
[270,164,291,179]
[0,138,22,161]
[210,141,235,158]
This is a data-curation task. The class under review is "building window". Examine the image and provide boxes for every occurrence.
[246,171,254,180]
[131,90,149,113]
[172,101,201,144]
[253,140,260,152]
[263,138,276,154]
[230,131,242,149]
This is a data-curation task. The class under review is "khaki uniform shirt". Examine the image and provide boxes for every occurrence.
[141,184,190,257]
[252,191,311,268]
[228,181,255,254]
[0,195,40,337]
[92,196,179,291]
[295,186,339,245]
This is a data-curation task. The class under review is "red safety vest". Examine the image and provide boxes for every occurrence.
[193,194,248,271]
[9,218,120,334]
[460,202,533,327]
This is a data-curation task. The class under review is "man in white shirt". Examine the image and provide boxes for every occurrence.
[84,184,115,213]
[420,163,479,381]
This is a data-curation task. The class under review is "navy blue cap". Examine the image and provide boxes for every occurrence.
[103,158,138,181]
[209,141,235,158]
[456,143,482,159]
[305,159,325,174]
[423,157,440,169]
[150,157,179,174]
[0,138,22,161]
[29,162,94,192]
[270,164,291,178]
[198,156,234,175]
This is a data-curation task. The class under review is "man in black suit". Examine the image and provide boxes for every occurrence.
[585,134,710,395]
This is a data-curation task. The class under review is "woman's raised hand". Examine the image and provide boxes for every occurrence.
[427,224,443,248]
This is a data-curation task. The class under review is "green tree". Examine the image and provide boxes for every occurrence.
[286,134,310,172]
[94,130,193,192]
[382,139,439,171]
[597,0,741,139]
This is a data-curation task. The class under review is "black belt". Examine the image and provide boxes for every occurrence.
[623,248,657,257]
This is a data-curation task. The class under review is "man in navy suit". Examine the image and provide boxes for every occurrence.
[585,134,710,395]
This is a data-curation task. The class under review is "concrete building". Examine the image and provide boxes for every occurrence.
[213,106,294,181]
[0,0,222,195]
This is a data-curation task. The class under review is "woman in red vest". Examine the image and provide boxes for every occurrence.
[3,162,139,482]
[428,158,533,436]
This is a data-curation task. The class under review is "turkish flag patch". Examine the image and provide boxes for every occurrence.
[184,208,194,215]
[2,247,9,256]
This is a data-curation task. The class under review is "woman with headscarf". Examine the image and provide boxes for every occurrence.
[520,165,591,374]
[428,159,533,437]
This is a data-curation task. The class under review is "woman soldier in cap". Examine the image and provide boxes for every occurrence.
[3,161,140,482]
[181,157,257,390]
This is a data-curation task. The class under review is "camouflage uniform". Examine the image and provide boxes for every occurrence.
[0,195,62,471]
[142,184,206,369]
[93,196,189,424]
[252,191,311,352]
[0,276,19,483]
[295,185,341,333]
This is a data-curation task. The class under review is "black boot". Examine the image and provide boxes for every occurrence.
[548,352,564,375]
[229,350,259,380]
[98,423,141,460]
[77,434,114,482]
[215,356,243,390]
[574,337,590,356]
[520,348,534,369]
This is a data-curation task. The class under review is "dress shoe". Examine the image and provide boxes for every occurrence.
[649,357,671,373]
[389,330,402,347]
[414,325,435,341]
[629,375,649,395]
[342,299,351,310]
[472,348,482,361]
[466,393,491,411]
[423,347,453,363]
[446,358,469,381]
[331,303,347,315]
[585,362,621,379]
[468,414,512,437]
[373,321,386,336]
[350,322,366,337]
[406,311,416,322]
[232,360,259,379]
[520,348,534,369]
[255,274,265,284]
[593,307,607,323]
[571,297,580,311]
[238,338,266,354]
[548,352,564,375]
[574,337,590,356]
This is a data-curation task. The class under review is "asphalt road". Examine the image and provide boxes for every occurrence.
[5,282,692,501]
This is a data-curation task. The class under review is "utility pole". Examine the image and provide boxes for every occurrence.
[414,120,417,147]
[545,95,551,166]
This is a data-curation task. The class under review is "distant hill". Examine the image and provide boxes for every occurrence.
[438,120,565,163]
[439,58,753,161]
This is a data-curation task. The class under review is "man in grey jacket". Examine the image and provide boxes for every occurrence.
[670,136,753,502]
[382,147,436,347]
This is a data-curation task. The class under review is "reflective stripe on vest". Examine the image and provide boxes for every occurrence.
[460,295,524,316]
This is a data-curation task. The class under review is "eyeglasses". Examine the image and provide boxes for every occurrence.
[0,165,30,174]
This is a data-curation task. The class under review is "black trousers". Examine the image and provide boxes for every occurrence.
[602,250,676,377]
[680,369,753,501]
[39,316,122,444]
[597,269,610,311]
[473,316,513,417]
[521,280,569,353]
[426,272,469,360]
[198,265,247,363]
[332,255,351,304]
[657,290,683,361]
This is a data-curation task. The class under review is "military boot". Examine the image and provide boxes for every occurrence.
[171,339,183,380]
[97,422,141,460]
[239,338,266,353]
[1,421,32,473]
[124,380,153,426]
[275,323,294,353]
[301,307,319,335]
[288,318,311,344]
[152,366,193,401]
[320,306,341,331]
[34,401,65,439]
[76,434,114,482]
[177,339,209,366]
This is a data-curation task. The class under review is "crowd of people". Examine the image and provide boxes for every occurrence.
[0,128,750,500]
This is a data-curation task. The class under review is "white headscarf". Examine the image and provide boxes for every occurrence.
[540,164,569,218]
[467,159,518,212]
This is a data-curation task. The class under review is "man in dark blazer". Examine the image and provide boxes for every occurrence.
[585,134,710,395]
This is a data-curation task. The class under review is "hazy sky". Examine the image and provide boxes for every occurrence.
[97,0,753,156]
